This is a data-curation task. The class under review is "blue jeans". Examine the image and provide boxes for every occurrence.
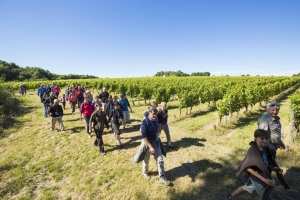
[78,101,83,111]
[159,124,171,143]
[84,116,91,134]
[43,104,48,117]
[142,139,165,177]
[71,101,76,113]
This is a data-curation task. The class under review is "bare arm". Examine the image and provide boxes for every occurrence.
[143,137,155,154]
[247,168,275,187]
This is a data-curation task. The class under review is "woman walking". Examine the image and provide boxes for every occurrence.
[41,93,51,118]
[158,102,175,148]
[60,94,66,110]
[118,93,132,129]
[108,102,124,146]
[89,102,109,155]
[80,96,95,138]
[68,90,78,114]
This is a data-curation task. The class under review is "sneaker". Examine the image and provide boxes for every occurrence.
[227,194,236,200]
[88,134,92,138]
[168,143,175,148]
[119,141,123,146]
[159,176,170,186]
[100,151,106,156]
[143,173,150,180]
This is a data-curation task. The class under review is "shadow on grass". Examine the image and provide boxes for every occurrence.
[163,149,253,199]
[65,118,81,122]
[0,163,16,180]
[168,137,206,152]
[67,126,85,133]
[190,106,217,118]
[99,141,142,153]
[164,147,298,200]
[1,102,35,138]
[272,166,300,200]
[167,159,223,182]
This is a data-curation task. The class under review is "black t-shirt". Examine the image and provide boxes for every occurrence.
[77,93,84,102]
[99,92,109,102]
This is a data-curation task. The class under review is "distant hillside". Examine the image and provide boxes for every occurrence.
[0,60,97,81]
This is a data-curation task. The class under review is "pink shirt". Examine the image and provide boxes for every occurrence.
[60,97,66,103]
[68,93,77,102]
[80,102,94,117]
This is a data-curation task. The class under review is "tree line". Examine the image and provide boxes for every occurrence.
[154,70,210,77]
[0,60,98,82]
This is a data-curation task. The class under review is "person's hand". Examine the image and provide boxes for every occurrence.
[49,113,52,116]
[265,178,276,187]
[149,147,155,154]
[274,167,283,173]
[89,129,92,133]
[279,140,286,149]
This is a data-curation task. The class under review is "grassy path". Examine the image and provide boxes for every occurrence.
[0,91,299,199]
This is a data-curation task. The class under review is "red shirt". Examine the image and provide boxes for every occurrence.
[80,102,94,117]
[69,93,77,102]
[53,86,61,94]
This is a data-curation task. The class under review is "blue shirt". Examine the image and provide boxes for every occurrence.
[118,98,130,112]
[37,87,47,96]
[141,117,158,141]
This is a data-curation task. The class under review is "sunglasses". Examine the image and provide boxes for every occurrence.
[269,103,279,107]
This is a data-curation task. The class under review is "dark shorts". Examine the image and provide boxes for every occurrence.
[111,123,121,135]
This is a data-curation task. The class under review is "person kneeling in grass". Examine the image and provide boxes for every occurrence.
[89,101,109,155]
[227,129,289,200]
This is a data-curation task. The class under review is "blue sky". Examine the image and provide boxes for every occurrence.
[0,0,299,77]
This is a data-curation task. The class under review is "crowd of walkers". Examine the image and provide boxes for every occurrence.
[37,84,133,145]
[32,84,291,194]
[34,83,177,185]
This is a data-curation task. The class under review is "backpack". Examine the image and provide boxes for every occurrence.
[69,94,77,102]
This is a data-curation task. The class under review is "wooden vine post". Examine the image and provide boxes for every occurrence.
[289,109,295,144]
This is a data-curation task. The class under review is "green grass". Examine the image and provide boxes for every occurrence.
[0,90,299,199]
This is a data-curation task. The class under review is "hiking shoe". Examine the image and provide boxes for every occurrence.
[168,143,175,148]
[88,134,92,138]
[159,176,170,186]
[143,173,150,180]
[100,151,106,156]
[227,194,236,200]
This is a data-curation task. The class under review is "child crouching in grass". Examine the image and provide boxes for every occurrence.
[228,129,289,200]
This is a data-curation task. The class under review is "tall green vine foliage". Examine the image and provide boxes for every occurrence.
[289,90,300,131]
